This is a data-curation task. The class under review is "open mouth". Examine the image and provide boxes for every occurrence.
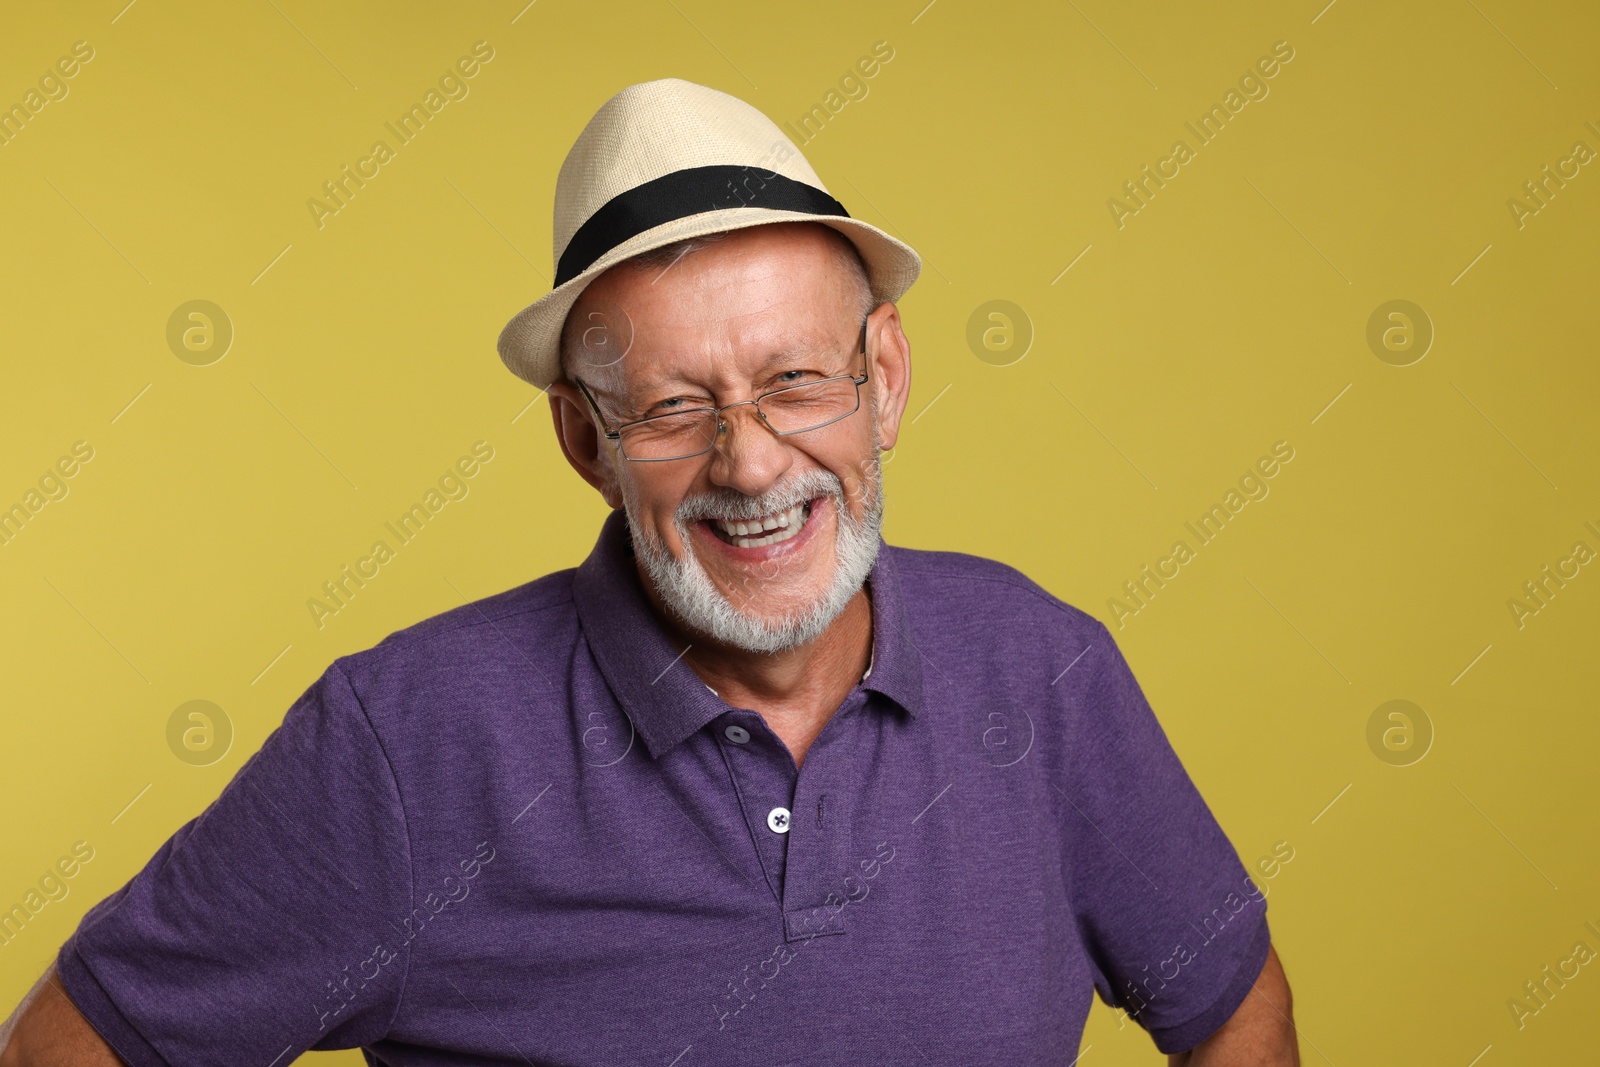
[704,499,814,549]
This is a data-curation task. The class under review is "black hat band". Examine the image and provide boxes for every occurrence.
[554,164,851,287]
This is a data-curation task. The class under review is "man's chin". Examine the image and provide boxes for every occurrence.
[709,583,830,627]
[694,551,839,632]
[666,547,846,655]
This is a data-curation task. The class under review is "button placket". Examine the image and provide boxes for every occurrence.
[716,711,799,904]
[778,691,871,943]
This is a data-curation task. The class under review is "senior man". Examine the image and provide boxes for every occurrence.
[3,79,1296,1065]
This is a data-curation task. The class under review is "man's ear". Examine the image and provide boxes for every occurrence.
[866,303,912,452]
[546,381,625,510]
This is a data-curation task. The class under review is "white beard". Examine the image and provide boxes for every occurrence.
[623,451,885,656]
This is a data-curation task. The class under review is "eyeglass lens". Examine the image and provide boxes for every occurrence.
[620,376,861,461]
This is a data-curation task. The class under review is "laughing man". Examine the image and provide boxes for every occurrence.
[3,78,1297,1066]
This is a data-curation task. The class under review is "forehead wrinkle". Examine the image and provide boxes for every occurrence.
[622,326,841,396]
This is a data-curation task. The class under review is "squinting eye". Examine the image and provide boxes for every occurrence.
[640,396,716,422]
[646,395,708,416]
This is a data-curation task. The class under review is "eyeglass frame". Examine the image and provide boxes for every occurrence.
[571,314,871,463]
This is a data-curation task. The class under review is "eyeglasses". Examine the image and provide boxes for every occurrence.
[573,316,870,462]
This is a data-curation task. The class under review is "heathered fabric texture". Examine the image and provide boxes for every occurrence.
[58,509,1269,1065]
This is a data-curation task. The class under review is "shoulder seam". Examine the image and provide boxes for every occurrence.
[374,588,576,656]
[891,552,1102,629]
[328,660,415,1036]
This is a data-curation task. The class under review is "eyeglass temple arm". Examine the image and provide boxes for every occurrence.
[573,376,623,439]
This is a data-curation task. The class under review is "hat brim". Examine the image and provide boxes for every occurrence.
[495,209,922,392]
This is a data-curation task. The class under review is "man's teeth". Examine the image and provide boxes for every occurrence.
[713,502,809,548]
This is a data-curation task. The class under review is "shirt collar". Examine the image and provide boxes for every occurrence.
[572,508,924,761]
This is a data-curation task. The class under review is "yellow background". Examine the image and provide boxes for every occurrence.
[3,0,1597,1062]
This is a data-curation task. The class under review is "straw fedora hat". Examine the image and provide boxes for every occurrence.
[495,77,922,391]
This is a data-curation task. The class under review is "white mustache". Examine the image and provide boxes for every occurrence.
[675,470,842,525]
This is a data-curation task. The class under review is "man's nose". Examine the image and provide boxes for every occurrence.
[707,403,792,497]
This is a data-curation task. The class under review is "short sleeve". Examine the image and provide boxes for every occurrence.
[56,661,413,1067]
[1063,620,1271,1053]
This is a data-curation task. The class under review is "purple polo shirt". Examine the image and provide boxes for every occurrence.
[58,508,1269,1065]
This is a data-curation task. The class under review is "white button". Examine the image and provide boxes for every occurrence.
[766,807,791,834]
[724,725,750,744]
